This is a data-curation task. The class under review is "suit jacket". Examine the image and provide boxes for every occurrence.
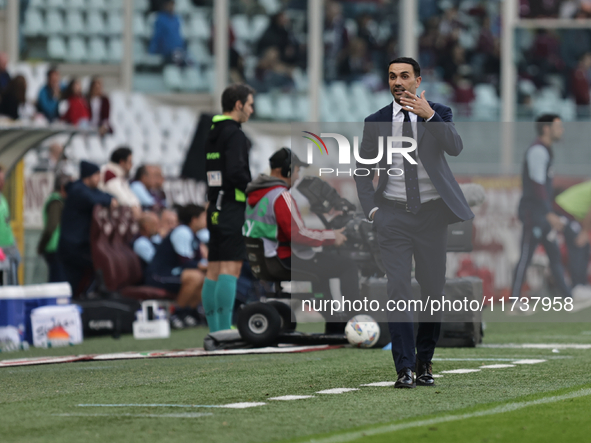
[354,101,474,224]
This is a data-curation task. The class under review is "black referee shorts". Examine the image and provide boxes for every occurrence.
[207,200,247,262]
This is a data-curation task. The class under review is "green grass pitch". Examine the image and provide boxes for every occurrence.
[1,321,591,443]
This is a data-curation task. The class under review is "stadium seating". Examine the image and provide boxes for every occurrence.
[90,205,176,301]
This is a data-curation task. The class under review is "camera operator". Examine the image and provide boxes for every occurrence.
[244,147,359,332]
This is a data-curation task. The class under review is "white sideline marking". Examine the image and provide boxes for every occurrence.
[269,395,314,401]
[316,388,359,394]
[512,359,546,365]
[434,358,543,362]
[481,343,591,350]
[480,364,516,369]
[432,374,443,378]
[307,388,591,443]
[221,402,267,409]
[54,413,213,418]
[78,402,266,409]
[440,369,481,374]
[360,382,396,387]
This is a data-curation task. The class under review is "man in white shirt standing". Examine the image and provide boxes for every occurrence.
[100,147,141,218]
[355,57,473,389]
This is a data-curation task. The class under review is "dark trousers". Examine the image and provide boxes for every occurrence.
[511,212,571,299]
[374,199,448,372]
[43,252,67,283]
[564,220,590,287]
[60,252,93,297]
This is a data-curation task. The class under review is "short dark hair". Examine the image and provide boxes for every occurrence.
[47,65,59,80]
[388,57,421,77]
[177,204,205,225]
[110,146,132,164]
[536,114,561,135]
[221,84,255,113]
[54,174,72,192]
[133,164,148,182]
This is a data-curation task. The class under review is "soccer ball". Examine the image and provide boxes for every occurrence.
[345,315,380,348]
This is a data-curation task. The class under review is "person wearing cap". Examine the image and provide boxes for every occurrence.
[202,84,255,332]
[243,148,357,333]
[58,161,118,296]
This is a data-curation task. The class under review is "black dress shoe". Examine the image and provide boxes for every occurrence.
[394,368,416,389]
[416,359,435,387]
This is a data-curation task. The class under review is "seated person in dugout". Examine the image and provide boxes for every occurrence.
[145,205,208,314]
[133,211,161,269]
[244,148,360,330]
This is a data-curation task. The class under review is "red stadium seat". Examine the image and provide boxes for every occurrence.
[90,205,176,301]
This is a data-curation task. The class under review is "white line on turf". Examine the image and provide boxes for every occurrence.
[440,369,481,374]
[316,388,360,394]
[512,359,546,364]
[77,402,266,409]
[54,413,213,418]
[480,364,516,369]
[307,388,591,443]
[269,395,315,401]
[360,382,396,387]
[432,374,443,378]
[481,344,591,349]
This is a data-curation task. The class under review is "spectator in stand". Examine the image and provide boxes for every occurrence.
[256,12,301,67]
[324,0,349,81]
[0,165,20,284]
[100,147,141,218]
[337,38,374,84]
[572,52,591,118]
[37,66,62,122]
[133,211,160,269]
[86,76,112,136]
[130,164,159,211]
[148,0,189,66]
[37,174,71,283]
[61,78,90,126]
[145,205,207,327]
[58,161,116,296]
[159,208,178,240]
[0,75,27,120]
[250,47,295,92]
[0,52,11,95]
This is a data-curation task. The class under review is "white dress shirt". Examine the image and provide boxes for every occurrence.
[369,100,440,220]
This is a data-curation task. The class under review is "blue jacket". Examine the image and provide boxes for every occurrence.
[37,85,61,122]
[148,12,185,57]
[58,180,112,260]
[146,225,201,278]
[354,101,474,224]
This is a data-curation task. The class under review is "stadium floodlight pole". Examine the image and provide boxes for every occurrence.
[500,0,517,174]
[6,0,19,63]
[122,0,134,93]
[308,0,324,122]
[399,0,418,60]
[214,0,229,113]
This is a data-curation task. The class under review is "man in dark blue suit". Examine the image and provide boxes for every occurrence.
[355,57,474,388]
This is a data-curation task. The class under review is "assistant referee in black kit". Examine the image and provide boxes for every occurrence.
[202,84,255,333]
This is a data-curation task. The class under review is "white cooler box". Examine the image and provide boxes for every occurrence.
[30,304,83,348]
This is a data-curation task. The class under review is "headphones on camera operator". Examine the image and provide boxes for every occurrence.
[270,147,294,178]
